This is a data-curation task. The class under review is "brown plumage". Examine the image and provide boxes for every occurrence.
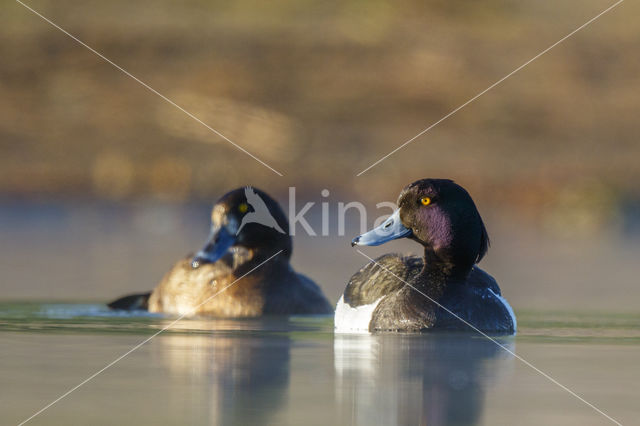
[109,187,332,317]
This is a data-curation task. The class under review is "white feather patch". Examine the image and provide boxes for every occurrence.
[334,295,383,334]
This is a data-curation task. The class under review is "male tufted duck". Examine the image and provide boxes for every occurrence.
[335,179,516,334]
[109,187,333,316]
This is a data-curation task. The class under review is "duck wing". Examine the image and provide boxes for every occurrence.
[344,253,423,307]
[107,292,151,311]
[436,265,515,333]
[467,265,501,295]
[271,271,333,315]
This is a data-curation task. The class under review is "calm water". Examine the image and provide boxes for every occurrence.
[1,202,639,424]
[1,303,639,426]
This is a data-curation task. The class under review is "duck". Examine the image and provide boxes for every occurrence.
[108,186,333,316]
[335,178,516,334]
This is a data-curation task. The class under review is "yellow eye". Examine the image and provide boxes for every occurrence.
[238,203,248,213]
[420,197,431,206]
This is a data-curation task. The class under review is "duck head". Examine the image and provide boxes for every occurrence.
[353,179,489,273]
[191,187,291,268]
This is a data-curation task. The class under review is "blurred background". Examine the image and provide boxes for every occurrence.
[1,0,639,310]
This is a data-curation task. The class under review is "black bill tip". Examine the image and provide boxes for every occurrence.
[191,257,204,269]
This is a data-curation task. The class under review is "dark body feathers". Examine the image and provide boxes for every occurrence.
[344,254,513,333]
[340,179,516,334]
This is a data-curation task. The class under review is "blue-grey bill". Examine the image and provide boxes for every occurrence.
[351,209,411,247]
[191,226,237,268]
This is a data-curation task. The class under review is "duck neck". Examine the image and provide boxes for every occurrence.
[417,248,472,297]
[233,247,289,277]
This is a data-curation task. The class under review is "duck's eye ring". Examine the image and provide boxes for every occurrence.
[420,197,431,206]
[238,203,248,213]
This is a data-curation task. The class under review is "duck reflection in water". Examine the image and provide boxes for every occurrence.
[334,333,513,425]
[154,319,291,425]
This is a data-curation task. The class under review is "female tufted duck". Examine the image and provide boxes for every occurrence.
[335,179,516,334]
[109,187,333,316]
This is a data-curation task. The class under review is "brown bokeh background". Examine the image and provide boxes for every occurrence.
[1,0,639,308]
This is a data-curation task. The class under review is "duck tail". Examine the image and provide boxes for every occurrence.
[107,292,151,311]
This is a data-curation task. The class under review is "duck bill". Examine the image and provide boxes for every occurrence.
[191,225,237,269]
[351,209,412,247]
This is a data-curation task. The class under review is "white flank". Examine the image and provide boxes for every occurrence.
[334,295,383,334]
[488,288,517,332]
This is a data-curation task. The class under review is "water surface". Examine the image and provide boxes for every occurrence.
[1,303,638,425]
